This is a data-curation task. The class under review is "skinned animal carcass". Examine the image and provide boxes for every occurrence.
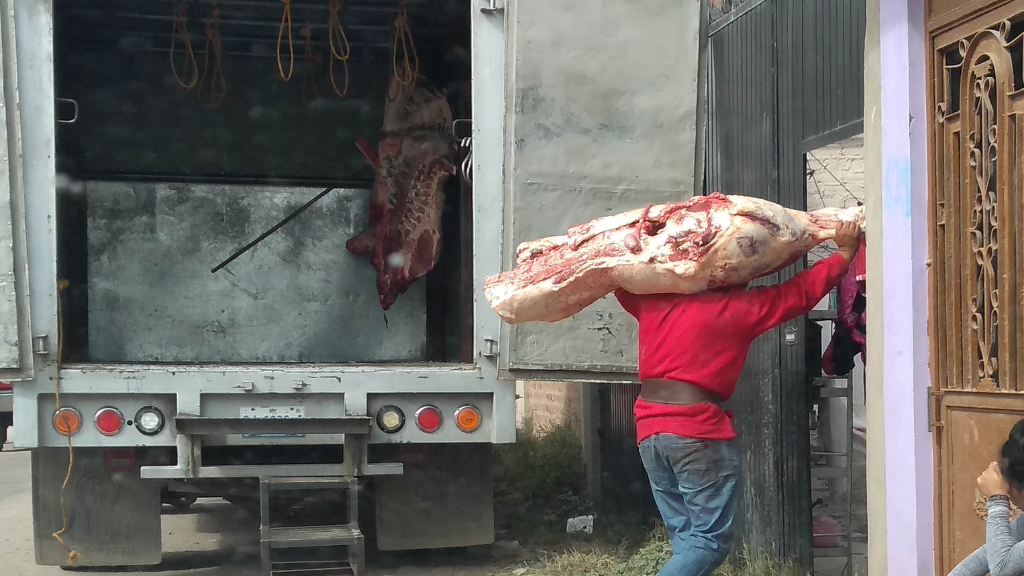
[347,74,456,311]
[484,193,865,324]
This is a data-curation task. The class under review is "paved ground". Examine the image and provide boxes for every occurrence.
[0,430,511,576]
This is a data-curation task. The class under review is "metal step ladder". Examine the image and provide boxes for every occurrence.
[807,307,856,572]
[259,476,365,576]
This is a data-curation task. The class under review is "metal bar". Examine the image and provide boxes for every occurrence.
[708,0,769,37]
[846,369,855,571]
[801,120,866,153]
[65,170,371,188]
[211,185,336,273]
[175,416,373,435]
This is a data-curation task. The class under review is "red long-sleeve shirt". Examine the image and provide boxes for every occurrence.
[614,253,850,443]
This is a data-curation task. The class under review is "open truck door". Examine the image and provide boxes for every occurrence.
[497,0,709,380]
[0,0,32,384]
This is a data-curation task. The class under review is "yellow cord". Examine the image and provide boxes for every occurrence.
[390,0,418,100]
[328,0,351,98]
[277,0,295,82]
[197,3,228,108]
[169,1,198,91]
[50,279,79,567]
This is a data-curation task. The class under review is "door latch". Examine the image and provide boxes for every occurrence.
[481,338,498,358]
[32,335,50,356]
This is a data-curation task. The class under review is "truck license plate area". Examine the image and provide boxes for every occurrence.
[240,406,306,439]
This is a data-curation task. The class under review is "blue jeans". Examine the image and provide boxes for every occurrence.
[639,433,740,576]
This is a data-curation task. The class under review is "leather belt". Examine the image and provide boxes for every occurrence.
[640,379,723,406]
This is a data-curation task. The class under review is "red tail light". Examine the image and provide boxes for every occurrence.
[415,405,443,433]
[0,382,12,391]
[94,407,125,436]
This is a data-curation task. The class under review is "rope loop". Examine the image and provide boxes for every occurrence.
[169,1,198,91]
[277,0,295,82]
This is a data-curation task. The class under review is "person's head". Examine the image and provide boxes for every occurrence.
[999,419,1024,504]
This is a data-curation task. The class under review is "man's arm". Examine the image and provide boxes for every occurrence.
[744,254,850,335]
[745,221,861,335]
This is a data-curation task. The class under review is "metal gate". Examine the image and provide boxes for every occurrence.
[705,0,864,566]
[927,1,1024,573]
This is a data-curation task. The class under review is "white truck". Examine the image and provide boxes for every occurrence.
[1,0,707,572]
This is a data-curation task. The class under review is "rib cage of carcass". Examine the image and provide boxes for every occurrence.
[484,193,865,324]
[347,74,456,311]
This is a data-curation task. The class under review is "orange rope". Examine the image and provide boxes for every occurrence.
[169,1,198,91]
[390,0,418,100]
[277,0,295,82]
[327,0,350,98]
[301,26,320,110]
[197,3,227,108]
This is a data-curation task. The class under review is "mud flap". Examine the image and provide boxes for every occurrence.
[32,448,161,566]
[375,444,494,550]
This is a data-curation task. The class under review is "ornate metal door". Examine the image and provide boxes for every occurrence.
[929,2,1024,572]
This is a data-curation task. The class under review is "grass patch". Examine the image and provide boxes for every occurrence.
[493,425,593,544]
[524,529,803,576]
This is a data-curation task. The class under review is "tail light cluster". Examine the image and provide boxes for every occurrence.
[375,404,482,435]
[51,406,165,437]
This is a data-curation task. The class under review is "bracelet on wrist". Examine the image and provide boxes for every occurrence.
[989,494,1011,507]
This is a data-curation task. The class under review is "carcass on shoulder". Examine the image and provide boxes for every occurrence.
[484,193,865,324]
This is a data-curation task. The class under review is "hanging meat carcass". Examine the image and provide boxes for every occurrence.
[484,193,865,324]
[347,74,456,310]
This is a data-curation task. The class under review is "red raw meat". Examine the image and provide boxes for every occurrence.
[484,193,865,324]
[347,75,455,310]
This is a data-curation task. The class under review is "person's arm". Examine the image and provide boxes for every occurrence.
[946,498,1024,576]
[744,222,861,335]
[743,253,849,335]
[983,495,1024,576]
[947,543,996,576]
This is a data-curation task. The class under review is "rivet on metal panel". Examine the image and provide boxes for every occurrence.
[480,0,503,14]
[32,335,50,355]
[292,380,308,391]
[784,327,798,346]
[481,338,498,358]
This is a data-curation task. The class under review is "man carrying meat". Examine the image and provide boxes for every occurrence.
[614,221,862,576]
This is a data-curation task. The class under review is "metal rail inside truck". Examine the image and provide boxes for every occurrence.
[0,0,708,571]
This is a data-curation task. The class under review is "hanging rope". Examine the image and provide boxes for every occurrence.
[300,26,320,111]
[390,0,418,100]
[327,0,351,98]
[50,280,79,568]
[197,2,227,108]
[277,0,295,82]
[170,1,198,91]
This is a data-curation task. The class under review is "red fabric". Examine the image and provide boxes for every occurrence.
[615,253,850,443]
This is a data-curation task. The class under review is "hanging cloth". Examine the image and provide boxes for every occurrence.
[822,236,867,376]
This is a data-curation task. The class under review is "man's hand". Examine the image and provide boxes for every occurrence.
[979,461,1011,498]
[833,221,862,263]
